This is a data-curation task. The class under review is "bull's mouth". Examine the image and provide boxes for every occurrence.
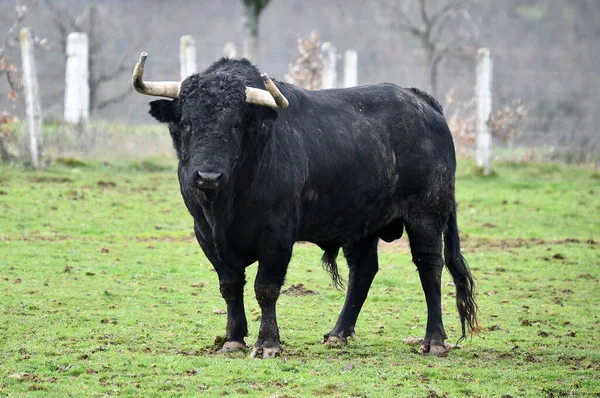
[200,188,219,201]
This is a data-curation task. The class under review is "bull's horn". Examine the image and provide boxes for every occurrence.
[261,73,289,109]
[132,52,180,98]
[245,73,289,109]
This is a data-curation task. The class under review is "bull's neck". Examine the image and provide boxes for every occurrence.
[232,122,284,197]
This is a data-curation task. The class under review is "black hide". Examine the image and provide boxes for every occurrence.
[147,57,478,358]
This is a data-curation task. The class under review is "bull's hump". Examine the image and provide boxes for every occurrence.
[408,87,444,115]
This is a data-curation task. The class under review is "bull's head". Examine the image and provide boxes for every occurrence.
[131,52,288,199]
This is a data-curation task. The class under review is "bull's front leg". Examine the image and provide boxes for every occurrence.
[251,246,292,359]
[217,266,249,352]
[195,223,248,353]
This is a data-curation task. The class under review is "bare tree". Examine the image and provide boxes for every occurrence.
[1,0,37,163]
[241,0,271,64]
[44,0,146,115]
[0,0,35,102]
[381,0,478,97]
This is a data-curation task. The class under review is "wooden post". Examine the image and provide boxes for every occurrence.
[20,28,43,168]
[476,48,493,175]
[223,42,237,58]
[321,42,337,89]
[64,32,89,124]
[343,49,357,88]
[180,35,197,80]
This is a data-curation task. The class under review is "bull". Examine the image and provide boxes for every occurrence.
[132,52,478,358]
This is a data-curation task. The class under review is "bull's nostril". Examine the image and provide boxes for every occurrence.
[197,171,223,190]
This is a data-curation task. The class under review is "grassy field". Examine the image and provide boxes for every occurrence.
[0,158,598,397]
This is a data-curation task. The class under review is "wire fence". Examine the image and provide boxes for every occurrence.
[1,0,598,164]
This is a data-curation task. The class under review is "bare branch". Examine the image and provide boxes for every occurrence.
[389,2,422,36]
[0,0,37,57]
[381,0,477,97]
[428,0,470,29]
[44,0,76,53]
[93,62,129,87]
[95,88,131,110]
[419,0,430,26]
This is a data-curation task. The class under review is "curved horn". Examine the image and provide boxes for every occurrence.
[245,73,289,109]
[132,52,180,98]
[261,73,289,109]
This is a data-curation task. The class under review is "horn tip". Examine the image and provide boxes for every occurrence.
[260,73,270,82]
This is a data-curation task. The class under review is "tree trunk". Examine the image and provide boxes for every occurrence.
[428,52,442,98]
[242,2,259,63]
[88,4,99,115]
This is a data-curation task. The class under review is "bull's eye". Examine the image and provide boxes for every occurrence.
[233,122,241,130]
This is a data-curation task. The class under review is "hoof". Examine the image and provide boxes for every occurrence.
[322,334,348,346]
[250,345,281,359]
[418,343,448,357]
[429,344,448,357]
[220,341,246,353]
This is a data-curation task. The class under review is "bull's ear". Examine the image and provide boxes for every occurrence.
[149,99,180,124]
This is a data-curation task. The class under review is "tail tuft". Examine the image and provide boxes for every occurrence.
[321,248,345,291]
[444,207,479,339]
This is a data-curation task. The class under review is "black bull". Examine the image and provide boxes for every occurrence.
[137,57,478,358]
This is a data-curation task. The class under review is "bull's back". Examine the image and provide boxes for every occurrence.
[278,83,455,243]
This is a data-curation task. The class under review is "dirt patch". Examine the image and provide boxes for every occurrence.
[97,180,117,188]
[134,234,196,243]
[27,176,72,183]
[282,283,318,296]
[9,373,42,382]
[0,233,197,244]
[379,236,593,253]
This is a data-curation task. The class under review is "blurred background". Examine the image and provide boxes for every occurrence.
[0,0,598,165]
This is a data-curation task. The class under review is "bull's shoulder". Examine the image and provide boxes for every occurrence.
[406,87,444,115]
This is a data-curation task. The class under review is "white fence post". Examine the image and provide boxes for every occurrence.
[64,32,89,125]
[476,48,493,175]
[321,42,337,89]
[223,42,237,58]
[20,27,43,168]
[343,49,358,88]
[180,35,197,80]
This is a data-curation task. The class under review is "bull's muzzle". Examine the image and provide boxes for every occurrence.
[196,171,223,191]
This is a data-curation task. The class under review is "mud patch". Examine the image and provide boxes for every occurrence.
[134,234,196,243]
[379,236,593,253]
[97,180,117,188]
[27,176,72,183]
[282,283,318,296]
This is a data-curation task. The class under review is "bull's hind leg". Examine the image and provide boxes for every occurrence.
[251,246,292,359]
[323,236,379,345]
[406,221,448,356]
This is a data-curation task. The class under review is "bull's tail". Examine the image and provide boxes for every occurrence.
[321,248,344,291]
[444,204,479,340]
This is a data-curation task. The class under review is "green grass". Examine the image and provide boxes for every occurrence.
[1,159,599,397]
